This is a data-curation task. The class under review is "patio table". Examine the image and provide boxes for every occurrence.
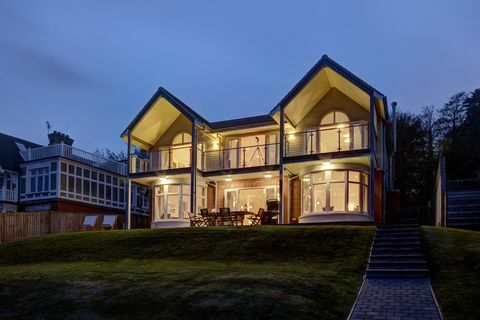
[230,211,253,226]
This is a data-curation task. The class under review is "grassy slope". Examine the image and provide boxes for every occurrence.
[0,226,373,320]
[422,227,480,320]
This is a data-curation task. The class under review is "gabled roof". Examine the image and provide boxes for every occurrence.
[270,54,386,115]
[121,87,209,138]
[0,132,43,172]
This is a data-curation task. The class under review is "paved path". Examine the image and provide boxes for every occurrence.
[349,278,441,320]
[349,225,442,320]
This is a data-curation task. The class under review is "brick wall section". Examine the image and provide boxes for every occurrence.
[374,170,384,224]
[207,184,216,210]
[289,177,301,223]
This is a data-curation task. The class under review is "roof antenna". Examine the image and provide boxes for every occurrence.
[65,123,70,135]
[46,121,52,134]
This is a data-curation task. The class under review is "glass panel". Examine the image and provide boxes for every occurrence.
[68,176,74,192]
[302,186,311,215]
[313,184,326,212]
[313,172,325,183]
[61,174,66,191]
[348,183,360,212]
[319,128,337,153]
[171,147,190,168]
[334,111,349,123]
[241,135,265,167]
[330,182,345,212]
[306,130,317,154]
[321,112,334,125]
[155,194,165,220]
[169,185,180,194]
[167,195,179,219]
[349,171,360,182]
[362,173,369,185]
[331,171,345,182]
[182,195,189,216]
[338,126,350,151]
[91,181,97,197]
[238,188,266,213]
[227,139,238,169]
[226,190,238,211]
[363,185,369,212]
[267,134,277,165]
[266,188,276,201]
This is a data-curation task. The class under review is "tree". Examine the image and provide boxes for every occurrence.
[94,148,128,162]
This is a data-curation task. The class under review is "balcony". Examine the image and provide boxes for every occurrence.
[0,188,16,202]
[131,145,192,173]
[284,123,369,157]
[203,143,279,172]
[131,143,280,174]
[20,144,128,176]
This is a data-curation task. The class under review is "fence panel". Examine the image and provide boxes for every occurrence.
[0,211,125,244]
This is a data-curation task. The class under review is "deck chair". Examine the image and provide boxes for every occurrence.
[248,208,264,226]
[80,215,98,231]
[98,215,117,230]
[187,212,204,227]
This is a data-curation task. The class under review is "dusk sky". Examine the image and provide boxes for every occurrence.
[0,1,479,153]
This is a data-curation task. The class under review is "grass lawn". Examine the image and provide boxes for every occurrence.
[422,227,480,320]
[0,226,373,320]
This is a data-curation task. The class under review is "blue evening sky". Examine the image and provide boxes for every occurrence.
[0,0,479,153]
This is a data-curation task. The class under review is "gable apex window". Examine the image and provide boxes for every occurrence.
[320,111,349,126]
[172,132,192,145]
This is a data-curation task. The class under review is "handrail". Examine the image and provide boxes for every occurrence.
[20,144,127,176]
[203,142,279,171]
[284,123,369,156]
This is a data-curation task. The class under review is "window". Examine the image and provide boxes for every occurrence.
[301,170,368,214]
[225,186,277,213]
[172,132,192,145]
[154,184,193,220]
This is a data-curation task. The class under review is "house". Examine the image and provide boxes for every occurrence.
[0,133,42,212]
[0,131,149,227]
[121,55,394,228]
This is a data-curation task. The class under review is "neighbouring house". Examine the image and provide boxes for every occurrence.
[122,55,395,228]
[0,131,149,228]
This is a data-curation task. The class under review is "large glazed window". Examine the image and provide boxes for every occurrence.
[301,170,368,214]
[155,185,186,220]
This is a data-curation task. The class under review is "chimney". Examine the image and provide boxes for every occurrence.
[48,131,74,146]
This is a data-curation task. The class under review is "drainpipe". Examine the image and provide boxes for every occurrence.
[369,96,376,223]
[278,107,285,224]
[391,102,397,189]
[126,130,132,229]
[190,122,197,215]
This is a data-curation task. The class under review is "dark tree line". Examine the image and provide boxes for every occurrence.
[395,88,480,207]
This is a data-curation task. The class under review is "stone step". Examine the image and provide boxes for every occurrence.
[366,268,429,278]
[373,240,421,246]
[373,235,419,242]
[370,253,425,260]
[377,224,419,228]
[368,261,428,269]
[372,247,422,255]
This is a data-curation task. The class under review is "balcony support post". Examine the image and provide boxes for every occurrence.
[190,122,197,215]
[278,107,285,224]
[126,130,132,230]
[369,95,376,223]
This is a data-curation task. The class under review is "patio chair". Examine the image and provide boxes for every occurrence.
[248,208,264,226]
[200,208,216,226]
[219,207,233,226]
[98,215,117,230]
[187,212,204,227]
[80,215,98,231]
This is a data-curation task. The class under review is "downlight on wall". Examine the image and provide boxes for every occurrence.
[322,161,332,170]
[264,173,273,178]
[225,177,232,182]
[159,177,169,183]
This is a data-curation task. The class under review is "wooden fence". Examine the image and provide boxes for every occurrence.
[0,211,126,244]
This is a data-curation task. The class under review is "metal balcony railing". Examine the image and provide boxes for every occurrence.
[284,123,369,157]
[131,145,192,173]
[20,144,128,176]
[203,143,279,171]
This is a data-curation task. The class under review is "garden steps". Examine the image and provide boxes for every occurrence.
[366,224,429,279]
